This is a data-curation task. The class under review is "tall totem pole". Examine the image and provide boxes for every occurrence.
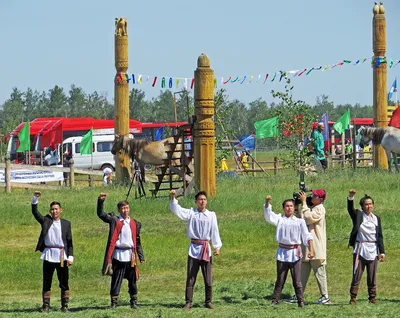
[194,54,216,196]
[372,2,388,169]
[114,18,131,182]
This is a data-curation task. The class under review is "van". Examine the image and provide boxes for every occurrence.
[62,135,115,171]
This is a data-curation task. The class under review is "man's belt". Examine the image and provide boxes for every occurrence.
[45,245,65,267]
[115,246,133,250]
[278,243,302,258]
[191,239,210,262]
[278,243,300,249]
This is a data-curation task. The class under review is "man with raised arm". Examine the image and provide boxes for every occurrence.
[264,195,314,308]
[97,193,145,309]
[31,191,74,313]
[169,190,222,310]
[286,189,330,305]
[347,189,385,305]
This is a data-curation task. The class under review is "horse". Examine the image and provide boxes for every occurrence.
[359,126,400,172]
[111,135,183,181]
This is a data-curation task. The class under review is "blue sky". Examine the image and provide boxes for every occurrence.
[0,0,399,107]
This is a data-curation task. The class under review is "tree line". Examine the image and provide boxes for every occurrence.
[0,84,377,141]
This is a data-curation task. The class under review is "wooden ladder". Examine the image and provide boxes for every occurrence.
[150,124,195,198]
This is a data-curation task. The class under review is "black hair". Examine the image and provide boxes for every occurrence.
[50,201,62,208]
[359,194,374,208]
[282,199,295,208]
[195,191,207,200]
[117,200,130,209]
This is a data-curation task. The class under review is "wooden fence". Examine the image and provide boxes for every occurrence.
[1,158,104,193]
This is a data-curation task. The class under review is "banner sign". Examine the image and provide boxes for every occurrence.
[0,169,64,183]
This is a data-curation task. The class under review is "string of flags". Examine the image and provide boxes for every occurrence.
[115,56,400,89]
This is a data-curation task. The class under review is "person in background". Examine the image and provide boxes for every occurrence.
[313,123,327,170]
[220,156,229,171]
[103,167,113,186]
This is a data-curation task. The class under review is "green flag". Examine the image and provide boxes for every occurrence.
[80,129,93,155]
[17,121,30,152]
[254,116,279,138]
[333,109,350,134]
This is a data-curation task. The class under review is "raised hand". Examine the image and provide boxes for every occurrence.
[265,195,272,207]
[98,193,107,201]
[349,189,356,198]
[170,190,176,200]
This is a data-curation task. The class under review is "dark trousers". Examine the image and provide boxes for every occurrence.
[186,256,212,288]
[185,256,212,304]
[42,261,69,293]
[273,260,303,303]
[110,259,138,297]
[350,254,378,299]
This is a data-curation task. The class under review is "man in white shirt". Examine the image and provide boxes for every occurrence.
[264,195,314,308]
[286,189,331,305]
[169,190,222,311]
[31,191,74,313]
[97,193,145,309]
[102,167,113,186]
[347,190,385,305]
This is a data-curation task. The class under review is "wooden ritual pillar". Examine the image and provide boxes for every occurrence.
[193,54,216,196]
[114,18,131,182]
[372,2,388,169]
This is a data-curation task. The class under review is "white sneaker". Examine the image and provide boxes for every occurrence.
[283,295,297,304]
[316,295,331,305]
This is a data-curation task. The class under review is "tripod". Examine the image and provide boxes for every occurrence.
[126,159,146,200]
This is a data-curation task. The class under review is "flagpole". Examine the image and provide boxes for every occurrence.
[396,77,398,107]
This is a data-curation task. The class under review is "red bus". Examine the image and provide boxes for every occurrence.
[5,117,188,161]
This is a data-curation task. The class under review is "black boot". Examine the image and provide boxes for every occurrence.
[61,290,70,312]
[130,294,139,309]
[42,291,51,312]
[184,287,193,310]
[205,286,215,309]
[110,296,118,309]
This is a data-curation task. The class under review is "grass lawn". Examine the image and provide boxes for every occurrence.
[0,168,399,317]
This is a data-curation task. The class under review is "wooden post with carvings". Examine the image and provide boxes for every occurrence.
[193,54,216,196]
[114,17,131,182]
[372,2,388,169]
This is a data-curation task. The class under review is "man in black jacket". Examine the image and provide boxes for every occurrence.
[31,191,74,312]
[97,193,145,309]
[347,189,385,305]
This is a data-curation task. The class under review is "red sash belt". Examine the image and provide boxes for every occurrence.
[191,239,210,262]
[45,245,65,267]
[278,243,302,258]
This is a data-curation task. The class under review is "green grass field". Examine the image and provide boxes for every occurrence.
[1,168,400,317]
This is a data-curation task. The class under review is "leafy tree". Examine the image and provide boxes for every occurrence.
[271,76,317,168]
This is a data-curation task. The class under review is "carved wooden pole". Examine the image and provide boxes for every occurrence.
[193,54,216,196]
[372,2,388,169]
[114,18,131,182]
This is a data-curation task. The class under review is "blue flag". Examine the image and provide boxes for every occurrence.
[388,77,397,101]
[319,113,329,140]
[155,126,165,141]
[235,134,255,151]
